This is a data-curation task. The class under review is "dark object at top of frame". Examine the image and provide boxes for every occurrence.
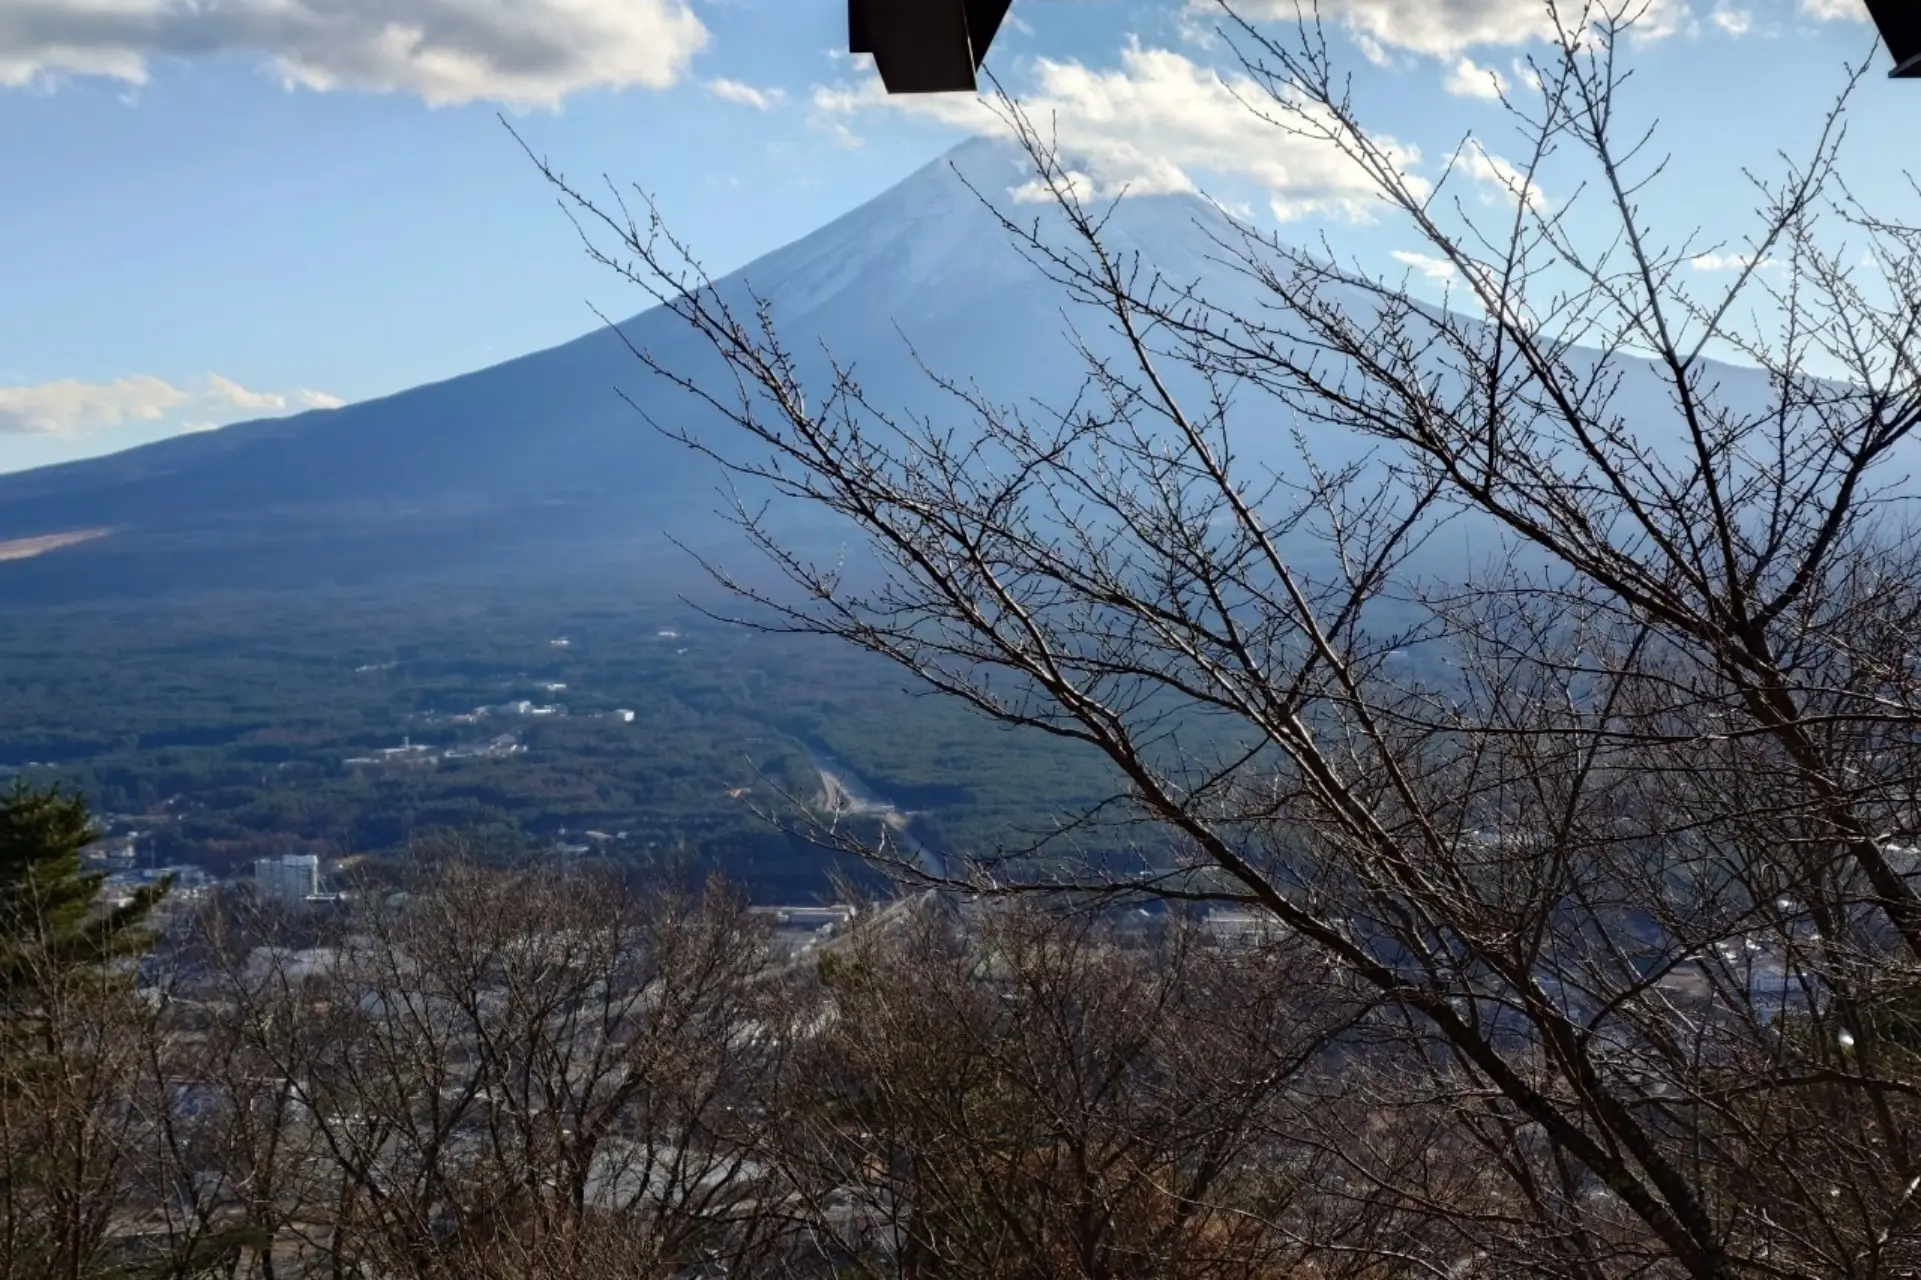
[849,0,1013,94]
[1867,0,1921,77]
[849,1,1920,88]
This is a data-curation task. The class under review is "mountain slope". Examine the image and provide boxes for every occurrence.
[0,141,1143,604]
[0,138,1789,607]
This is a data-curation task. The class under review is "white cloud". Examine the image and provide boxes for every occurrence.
[1461,139,1550,211]
[1691,250,1774,271]
[811,69,985,148]
[1711,7,1754,35]
[0,373,341,436]
[814,44,1424,223]
[1176,8,1223,51]
[0,375,186,435]
[1629,1,1692,42]
[706,77,783,110]
[0,0,708,107]
[1443,55,1508,98]
[1392,249,1458,285]
[1214,0,1686,57]
[205,372,286,412]
[1011,168,1098,206]
[1798,0,1866,20]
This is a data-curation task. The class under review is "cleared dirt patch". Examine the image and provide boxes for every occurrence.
[0,528,112,562]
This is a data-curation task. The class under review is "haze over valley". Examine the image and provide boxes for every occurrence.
[13,5,1921,1276]
[0,141,1195,892]
[0,116,1870,900]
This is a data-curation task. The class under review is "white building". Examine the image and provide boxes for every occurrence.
[255,854,321,905]
[1202,909,1288,949]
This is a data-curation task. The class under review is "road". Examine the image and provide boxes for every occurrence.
[810,749,946,880]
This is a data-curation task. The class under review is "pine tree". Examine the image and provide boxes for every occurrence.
[0,784,170,1280]
[0,782,167,1004]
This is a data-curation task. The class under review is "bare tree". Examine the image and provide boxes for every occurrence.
[766,895,1413,1279]
[128,897,349,1280]
[140,857,798,1279]
[531,1,1921,1274]
[0,784,170,1280]
[0,935,155,1279]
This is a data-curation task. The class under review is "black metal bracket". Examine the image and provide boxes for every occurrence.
[849,0,1013,94]
[1866,0,1921,78]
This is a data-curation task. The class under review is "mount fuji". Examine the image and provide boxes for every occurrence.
[0,138,1773,608]
[0,140,1199,605]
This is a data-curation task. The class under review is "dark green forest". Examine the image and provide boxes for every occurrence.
[0,581,1123,898]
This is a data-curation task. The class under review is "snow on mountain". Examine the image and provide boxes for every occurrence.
[0,137,1784,606]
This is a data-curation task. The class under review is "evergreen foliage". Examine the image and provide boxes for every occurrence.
[0,782,167,1003]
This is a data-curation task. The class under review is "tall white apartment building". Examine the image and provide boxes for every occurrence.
[254,854,321,905]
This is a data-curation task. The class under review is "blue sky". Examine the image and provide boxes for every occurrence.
[0,0,1903,473]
